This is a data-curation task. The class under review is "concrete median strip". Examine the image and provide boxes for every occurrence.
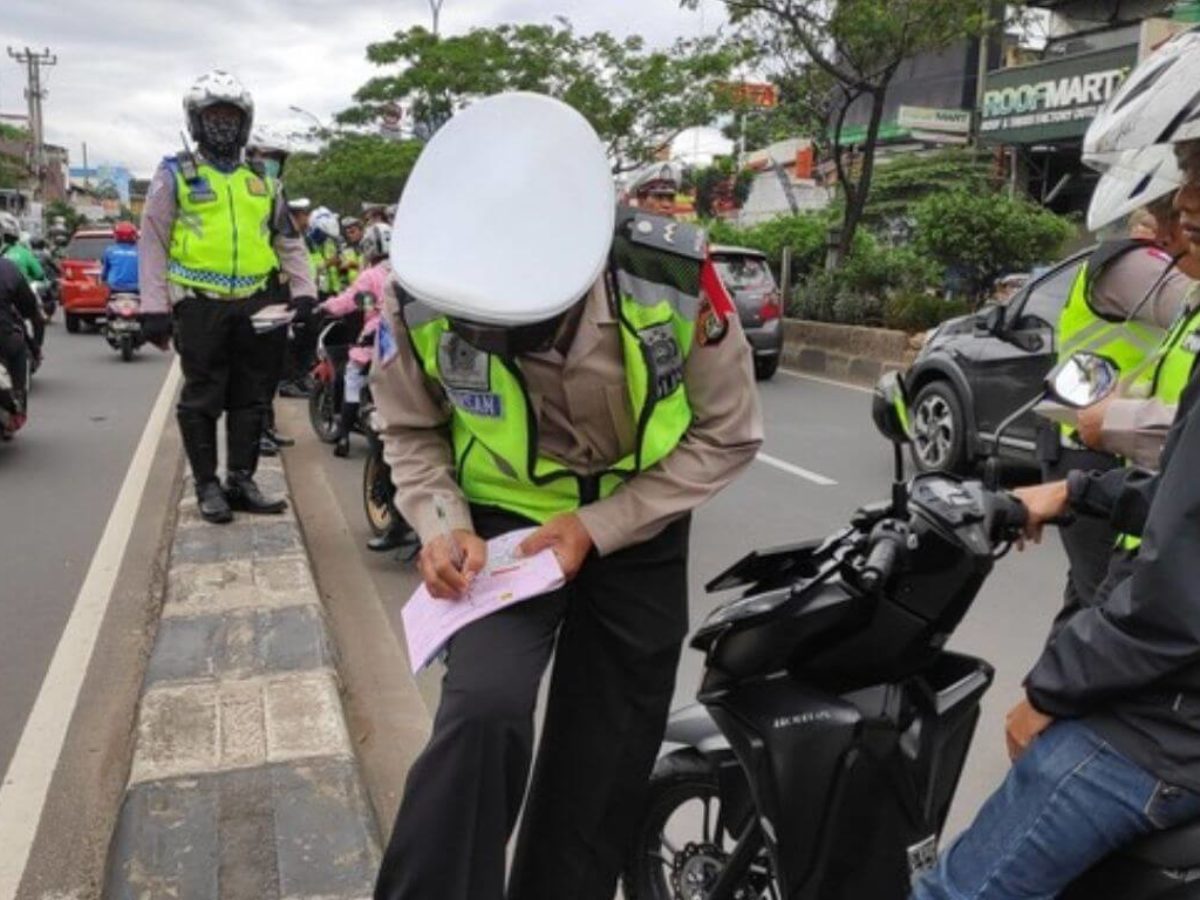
[104,455,380,900]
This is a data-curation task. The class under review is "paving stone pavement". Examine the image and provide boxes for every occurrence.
[105,455,380,900]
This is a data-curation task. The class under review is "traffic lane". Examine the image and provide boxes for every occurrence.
[0,323,171,779]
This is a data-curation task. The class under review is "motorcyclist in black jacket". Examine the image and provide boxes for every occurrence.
[0,255,43,419]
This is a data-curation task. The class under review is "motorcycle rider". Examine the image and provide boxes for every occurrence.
[307,206,342,297]
[318,222,390,459]
[0,255,42,434]
[138,70,317,524]
[914,32,1200,898]
[371,92,762,900]
[101,222,140,294]
[0,213,44,284]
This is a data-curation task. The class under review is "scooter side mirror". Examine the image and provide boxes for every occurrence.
[1046,352,1118,409]
[872,372,913,446]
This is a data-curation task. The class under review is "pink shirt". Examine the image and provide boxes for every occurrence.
[320,261,390,366]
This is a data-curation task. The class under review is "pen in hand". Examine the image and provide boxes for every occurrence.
[435,496,466,572]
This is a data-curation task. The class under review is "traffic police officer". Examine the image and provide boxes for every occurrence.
[138,70,316,523]
[371,93,763,900]
[1041,194,1190,622]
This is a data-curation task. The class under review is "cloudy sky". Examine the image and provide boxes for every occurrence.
[0,0,728,178]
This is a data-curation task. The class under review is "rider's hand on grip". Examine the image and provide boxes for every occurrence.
[1011,480,1070,547]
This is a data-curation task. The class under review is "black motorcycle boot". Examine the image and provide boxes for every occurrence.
[224,409,287,514]
[333,402,358,458]
[178,411,232,524]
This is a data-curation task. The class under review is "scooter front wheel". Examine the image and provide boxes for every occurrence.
[623,750,778,900]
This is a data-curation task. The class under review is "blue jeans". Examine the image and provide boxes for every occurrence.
[912,719,1200,899]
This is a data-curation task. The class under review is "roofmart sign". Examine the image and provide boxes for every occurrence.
[980,44,1138,144]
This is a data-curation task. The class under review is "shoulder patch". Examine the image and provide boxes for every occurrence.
[245,174,269,196]
[696,299,729,347]
[621,207,706,261]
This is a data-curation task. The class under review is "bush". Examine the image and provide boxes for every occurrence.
[914,189,1075,302]
[707,213,830,280]
[884,293,971,332]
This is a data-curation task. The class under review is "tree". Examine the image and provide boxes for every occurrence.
[285,134,423,214]
[340,20,748,171]
[688,0,992,259]
[685,158,754,219]
[913,189,1074,301]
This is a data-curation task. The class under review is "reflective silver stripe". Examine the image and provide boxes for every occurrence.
[616,270,700,321]
[401,298,443,328]
[1062,318,1159,358]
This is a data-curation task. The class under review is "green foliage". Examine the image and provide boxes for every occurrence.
[0,123,27,142]
[692,0,995,255]
[45,200,84,234]
[341,21,748,169]
[884,293,971,331]
[685,158,754,219]
[860,149,995,231]
[706,212,830,278]
[285,135,423,215]
[913,189,1075,301]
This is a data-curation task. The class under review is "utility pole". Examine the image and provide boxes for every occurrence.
[429,0,445,35]
[7,46,57,200]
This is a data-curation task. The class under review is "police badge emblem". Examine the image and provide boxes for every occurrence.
[697,300,729,347]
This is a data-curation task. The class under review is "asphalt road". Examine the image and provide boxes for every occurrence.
[0,320,171,781]
[294,365,1069,842]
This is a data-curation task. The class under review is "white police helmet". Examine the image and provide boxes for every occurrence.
[184,69,254,147]
[390,92,615,326]
[1087,145,1182,232]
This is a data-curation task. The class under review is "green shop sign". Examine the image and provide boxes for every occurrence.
[980,44,1138,144]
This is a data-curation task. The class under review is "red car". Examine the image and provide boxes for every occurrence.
[60,227,114,333]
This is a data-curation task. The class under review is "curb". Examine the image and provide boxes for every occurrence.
[103,456,380,900]
[781,318,919,385]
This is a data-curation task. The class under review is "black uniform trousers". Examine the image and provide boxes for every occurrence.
[173,292,280,484]
[1038,435,1122,631]
[375,508,691,900]
[0,328,28,402]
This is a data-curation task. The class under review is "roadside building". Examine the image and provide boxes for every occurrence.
[978,0,1187,218]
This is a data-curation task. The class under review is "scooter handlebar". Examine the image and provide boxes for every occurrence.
[859,522,909,591]
[988,491,1029,542]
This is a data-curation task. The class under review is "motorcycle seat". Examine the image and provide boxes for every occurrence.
[1121,817,1200,869]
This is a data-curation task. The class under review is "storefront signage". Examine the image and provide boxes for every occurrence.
[979,45,1138,144]
[897,106,971,134]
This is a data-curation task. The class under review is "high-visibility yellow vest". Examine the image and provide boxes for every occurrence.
[400,230,703,524]
[1056,241,1164,440]
[167,158,277,297]
[1117,299,1200,551]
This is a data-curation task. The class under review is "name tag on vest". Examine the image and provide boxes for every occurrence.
[447,388,503,418]
[641,323,684,398]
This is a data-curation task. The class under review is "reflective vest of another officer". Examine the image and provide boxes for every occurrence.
[306,207,342,296]
[138,69,317,525]
[339,216,364,285]
[371,93,763,900]
[1043,239,1187,620]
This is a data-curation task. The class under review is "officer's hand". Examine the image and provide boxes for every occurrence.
[141,313,173,351]
[418,529,486,600]
[518,513,594,580]
[1011,480,1069,545]
[1005,697,1054,762]
[1076,396,1113,451]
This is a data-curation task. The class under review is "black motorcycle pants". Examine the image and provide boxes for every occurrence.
[375,509,691,900]
[173,293,279,482]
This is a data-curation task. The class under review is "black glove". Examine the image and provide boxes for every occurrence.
[142,313,174,350]
[289,295,317,321]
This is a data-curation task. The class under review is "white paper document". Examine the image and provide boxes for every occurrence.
[400,528,565,673]
[250,303,296,334]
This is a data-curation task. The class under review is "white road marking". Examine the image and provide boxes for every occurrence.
[778,367,875,395]
[0,358,181,896]
[755,451,838,486]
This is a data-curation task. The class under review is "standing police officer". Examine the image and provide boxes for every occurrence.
[138,70,316,523]
[372,93,763,900]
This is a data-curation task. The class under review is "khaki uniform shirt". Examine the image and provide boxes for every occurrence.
[373,277,764,556]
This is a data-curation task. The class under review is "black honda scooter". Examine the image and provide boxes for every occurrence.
[624,355,1200,900]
